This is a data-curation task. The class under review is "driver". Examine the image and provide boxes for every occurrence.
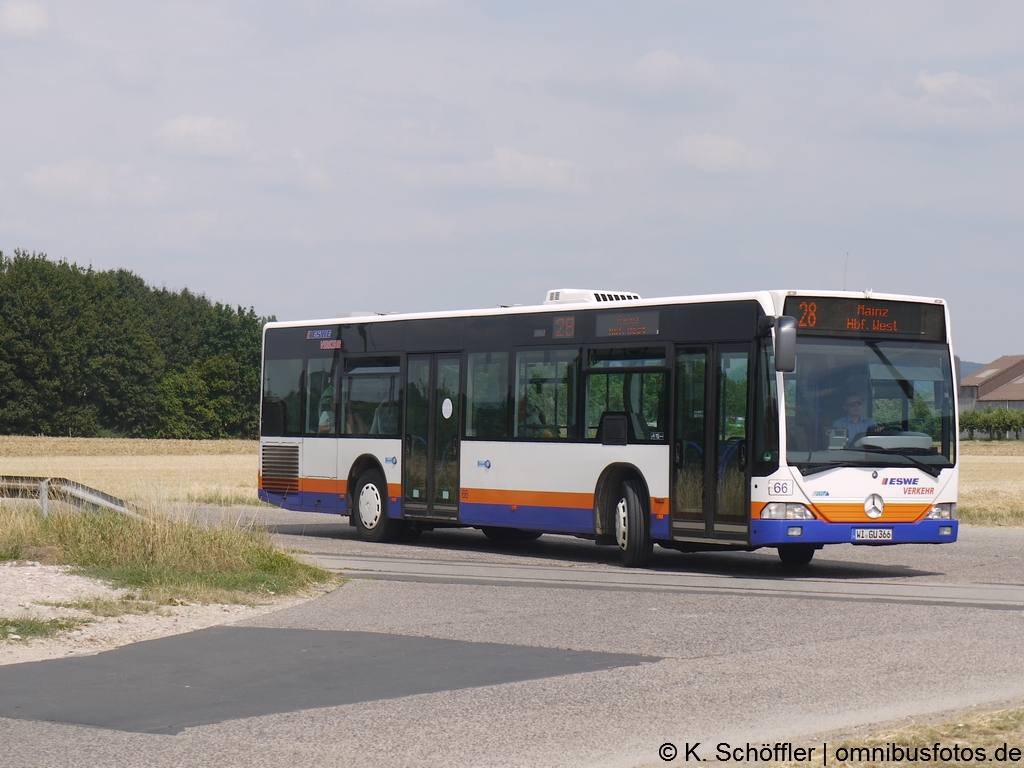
[832,394,879,444]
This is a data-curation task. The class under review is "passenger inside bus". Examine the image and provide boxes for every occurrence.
[317,375,335,435]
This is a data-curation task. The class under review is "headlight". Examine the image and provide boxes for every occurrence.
[761,502,815,520]
[925,503,957,520]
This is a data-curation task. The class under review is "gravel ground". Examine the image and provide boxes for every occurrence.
[0,559,330,667]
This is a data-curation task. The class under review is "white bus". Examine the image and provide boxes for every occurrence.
[259,289,958,567]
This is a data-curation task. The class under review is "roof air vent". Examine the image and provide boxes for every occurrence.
[543,289,642,305]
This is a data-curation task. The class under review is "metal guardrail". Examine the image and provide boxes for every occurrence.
[0,476,145,521]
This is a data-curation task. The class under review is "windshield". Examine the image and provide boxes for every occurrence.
[784,338,955,475]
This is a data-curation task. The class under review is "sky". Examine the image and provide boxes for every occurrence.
[1,1,1022,362]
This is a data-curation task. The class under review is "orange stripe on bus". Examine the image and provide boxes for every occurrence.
[811,502,930,523]
[298,478,347,495]
[751,500,930,523]
[650,497,669,520]
[462,488,594,509]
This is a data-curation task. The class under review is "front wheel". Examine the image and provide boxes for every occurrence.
[352,469,404,543]
[615,478,652,568]
[777,544,816,567]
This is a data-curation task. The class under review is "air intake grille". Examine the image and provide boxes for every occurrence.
[261,444,299,494]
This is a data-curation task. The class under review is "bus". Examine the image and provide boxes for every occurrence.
[258,288,958,567]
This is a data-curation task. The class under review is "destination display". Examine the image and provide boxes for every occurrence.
[782,297,946,341]
[595,310,660,338]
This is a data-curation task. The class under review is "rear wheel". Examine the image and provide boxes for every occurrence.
[777,544,816,567]
[615,478,652,568]
[352,469,404,543]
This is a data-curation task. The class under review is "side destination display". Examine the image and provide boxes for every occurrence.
[782,297,946,342]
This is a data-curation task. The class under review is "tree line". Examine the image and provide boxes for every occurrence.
[0,250,269,439]
[960,407,1024,440]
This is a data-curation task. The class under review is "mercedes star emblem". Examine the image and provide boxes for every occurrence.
[864,494,885,519]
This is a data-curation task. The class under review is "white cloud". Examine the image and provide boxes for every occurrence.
[397,146,584,192]
[411,214,456,240]
[630,50,721,92]
[22,159,167,207]
[916,70,994,105]
[671,133,773,173]
[0,1,48,39]
[155,210,220,247]
[153,116,254,160]
[247,149,330,191]
[486,146,582,190]
[105,53,159,91]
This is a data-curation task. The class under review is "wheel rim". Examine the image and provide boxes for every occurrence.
[358,483,383,530]
[615,497,629,550]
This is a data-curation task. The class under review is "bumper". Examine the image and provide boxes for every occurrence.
[750,518,958,547]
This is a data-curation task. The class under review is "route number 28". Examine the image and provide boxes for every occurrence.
[798,301,817,328]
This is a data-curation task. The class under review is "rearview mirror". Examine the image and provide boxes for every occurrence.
[775,316,797,373]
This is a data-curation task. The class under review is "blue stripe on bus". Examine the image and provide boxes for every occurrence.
[750,518,958,546]
[459,502,594,535]
[259,489,347,514]
[259,491,674,542]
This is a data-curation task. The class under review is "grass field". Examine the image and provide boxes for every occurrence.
[957,441,1024,525]
[0,436,1022,524]
[0,437,258,507]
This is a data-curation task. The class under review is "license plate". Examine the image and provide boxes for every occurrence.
[854,528,893,541]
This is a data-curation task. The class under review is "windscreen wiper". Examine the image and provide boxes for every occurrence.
[794,461,866,477]
[856,445,946,478]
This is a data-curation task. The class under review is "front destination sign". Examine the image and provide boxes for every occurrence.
[782,297,946,342]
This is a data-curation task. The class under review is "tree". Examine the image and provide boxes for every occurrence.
[0,250,268,438]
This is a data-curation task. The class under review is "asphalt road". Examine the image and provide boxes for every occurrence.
[2,512,1023,768]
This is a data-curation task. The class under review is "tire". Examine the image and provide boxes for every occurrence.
[777,544,816,567]
[481,527,541,543]
[352,469,404,543]
[615,478,652,568]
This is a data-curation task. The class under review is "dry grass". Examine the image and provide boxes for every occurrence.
[0,436,259,507]
[0,436,256,457]
[1,616,91,642]
[960,440,1024,456]
[0,505,329,604]
[958,449,1024,526]
[765,704,1024,768]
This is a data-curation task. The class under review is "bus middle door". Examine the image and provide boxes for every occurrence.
[404,353,461,521]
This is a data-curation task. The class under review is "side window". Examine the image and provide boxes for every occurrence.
[585,348,667,442]
[305,358,338,436]
[514,349,580,440]
[262,358,303,436]
[341,357,401,437]
[466,352,509,439]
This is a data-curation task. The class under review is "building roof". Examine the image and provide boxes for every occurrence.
[961,355,1024,386]
[961,355,1024,399]
[978,374,1024,403]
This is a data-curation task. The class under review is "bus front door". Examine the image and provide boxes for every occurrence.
[672,344,750,541]
[404,353,461,521]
